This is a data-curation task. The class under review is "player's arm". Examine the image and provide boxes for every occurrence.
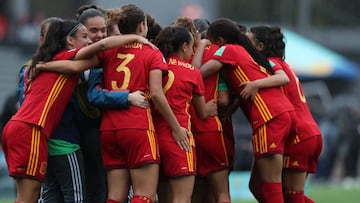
[36,57,99,74]
[74,34,154,60]
[239,69,289,100]
[87,68,148,109]
[36,34,153,74]
[191,39,210,68]
[149,69,190,151]
[200,59,223,78]
[17,65,28,104]
[192,95,217,119]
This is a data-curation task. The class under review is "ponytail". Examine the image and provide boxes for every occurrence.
[30,20,80,70]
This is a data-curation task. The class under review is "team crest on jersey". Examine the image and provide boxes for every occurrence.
[215,46,226,56]
[39,162,47,175]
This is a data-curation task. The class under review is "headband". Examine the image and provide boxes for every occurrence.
[67,23,83,36]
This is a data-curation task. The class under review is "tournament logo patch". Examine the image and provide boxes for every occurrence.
[214,46,226,56]
[40,162,47,175]
[269,60,276,68]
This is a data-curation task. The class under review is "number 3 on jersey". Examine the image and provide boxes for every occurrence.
[111,53,134,90]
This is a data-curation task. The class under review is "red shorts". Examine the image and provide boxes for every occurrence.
[100,129,160,170]
[157,126,196,178]
[252,111,295,159]
[1,120,48,181]
[195,131,229,177]
[284,134,322,173]
[220,117,235,171]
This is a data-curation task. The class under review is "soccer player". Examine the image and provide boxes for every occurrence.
[191,18,237,203]
[172,16,201,54]
[153,26,217,203]
[23,17,88,203]
[36,4,189,203]
[75,6,109,203]
[3,16,154,203]
[77,6,149,202]
[193,18,296,203]
[246,25,323,203]
[2,20,91,203]
[145,13,162,42]
[105,7,122,36]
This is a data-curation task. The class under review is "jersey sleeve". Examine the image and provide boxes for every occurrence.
[53,48,80,60]
[268,59,283,72]
[148,49,168,72]
[211,45,237,66]
[87,68,130,109]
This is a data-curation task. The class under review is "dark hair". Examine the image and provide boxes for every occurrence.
[146,13,162,41]
[249,25,286,59]
[207,18,273,74]
[40,17,63,38]
[155,26,192,58]
[237,23,247,34]
[193,18,210,39]
[76,5,105,25]
[30,20,82,69]
[118,4,146,34]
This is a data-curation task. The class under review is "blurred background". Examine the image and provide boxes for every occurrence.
[0,0,359,202]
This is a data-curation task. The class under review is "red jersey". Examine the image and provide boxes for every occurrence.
[153,56,204,132]
[269,57,321,140]
[11,49,80,138]
[211,44,294,129]
[97,42,168,130]
[190,44,223,132]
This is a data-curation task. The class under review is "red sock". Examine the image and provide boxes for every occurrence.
[106,199,121,203]
[131,195,154,203]
[260,182,284,203]
[284,190,305,203]
[304,195,315,203]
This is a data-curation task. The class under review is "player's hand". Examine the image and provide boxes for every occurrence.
[28,65,40,81]
[128,90,149,108]
[137,36,158,50]
[206,99,218,116]
[239,81,259,101]
[199,38,212,46]
[172,126,191,151]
